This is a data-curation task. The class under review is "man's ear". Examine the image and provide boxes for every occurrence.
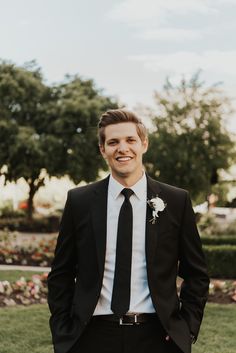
[99,144,107,159]
[142,138,148,153]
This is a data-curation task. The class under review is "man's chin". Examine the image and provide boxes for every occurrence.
[116,170,131,177]
[112,168,132,179]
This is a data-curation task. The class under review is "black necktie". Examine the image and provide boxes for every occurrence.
[111,188,134,317]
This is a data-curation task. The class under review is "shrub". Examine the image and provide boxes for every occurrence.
[224,219,236,236]
[0,202,26,218]
[0,215,61,233]
[198,212,236,237]
[203,245,236,278]
[197,213,222,236]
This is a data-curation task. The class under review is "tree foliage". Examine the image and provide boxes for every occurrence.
[0,61,117,218]
[144,73,235,203]
[49,75,117,183]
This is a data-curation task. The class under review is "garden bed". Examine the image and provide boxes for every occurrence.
[0,274,235,308]
[1,230,236,307]
[0,273,48,307]
[208,279,236,304]
[0,231,56,267]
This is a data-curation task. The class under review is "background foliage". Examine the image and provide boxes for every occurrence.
[144,73,235,204]
[1,63,236,217]
[0,61,118,218]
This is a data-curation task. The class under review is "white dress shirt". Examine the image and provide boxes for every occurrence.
[93,173,155,315]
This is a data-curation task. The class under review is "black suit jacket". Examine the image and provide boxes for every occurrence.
[47,175,209,353]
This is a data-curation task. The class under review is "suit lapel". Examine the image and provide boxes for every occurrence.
[91,176,109,276]
[145,176,170,264]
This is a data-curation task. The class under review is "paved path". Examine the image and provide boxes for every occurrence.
[0,264,50,272]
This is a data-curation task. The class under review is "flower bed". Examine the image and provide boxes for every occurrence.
[0,231,56,267]
[0,275,235,308]
[0,231,236,307]
[208,279,236,304]
[0,273,48,307]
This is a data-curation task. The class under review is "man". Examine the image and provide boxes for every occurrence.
[47,109,209,353]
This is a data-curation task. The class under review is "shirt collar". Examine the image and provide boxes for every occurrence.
[109,173,147,201]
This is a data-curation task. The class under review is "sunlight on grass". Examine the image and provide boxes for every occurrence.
[0,303,235,353]
[0,270,43,282]
[0,305,52,353]
[193,304,236,353]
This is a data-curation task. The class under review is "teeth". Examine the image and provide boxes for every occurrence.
[117,157,132,161]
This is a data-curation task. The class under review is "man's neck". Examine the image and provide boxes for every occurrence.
[111,170,144,187]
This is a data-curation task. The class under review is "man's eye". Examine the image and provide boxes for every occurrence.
[128,139,136,143]
[108,141,117,145]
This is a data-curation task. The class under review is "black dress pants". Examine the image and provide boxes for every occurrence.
[69,316,183,353]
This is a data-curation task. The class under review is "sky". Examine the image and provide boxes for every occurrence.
[1,0,236,130]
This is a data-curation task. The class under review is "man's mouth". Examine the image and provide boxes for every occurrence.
[116,156,133,162]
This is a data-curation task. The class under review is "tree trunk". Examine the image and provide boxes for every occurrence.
[26,178,45,220]
[27,182,36,220]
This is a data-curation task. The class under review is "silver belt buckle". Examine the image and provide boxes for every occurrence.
[119,314,139,326]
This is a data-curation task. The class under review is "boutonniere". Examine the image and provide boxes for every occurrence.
[147,196,166,224]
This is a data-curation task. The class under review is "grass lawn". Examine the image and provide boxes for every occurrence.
[193,304,236,353]
[0,303,235,353]
[0,304,52,353]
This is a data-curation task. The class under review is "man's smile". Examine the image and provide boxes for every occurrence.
[115,156,133,162]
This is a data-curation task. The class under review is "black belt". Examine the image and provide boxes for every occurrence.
[92,313,158,326]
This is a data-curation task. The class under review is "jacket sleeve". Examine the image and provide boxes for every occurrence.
[47,190,78,340]
[178,192,210,340]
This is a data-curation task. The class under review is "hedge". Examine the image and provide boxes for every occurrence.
[0,215,60,233]
[201,236,236,246]
[203,245,236,279]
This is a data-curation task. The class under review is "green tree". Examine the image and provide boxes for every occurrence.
[49,75,117,183]
[0,61,54,218]
[0,61,117,219]
[144,73,235,204]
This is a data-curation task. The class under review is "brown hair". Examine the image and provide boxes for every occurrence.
[98,109,147,145]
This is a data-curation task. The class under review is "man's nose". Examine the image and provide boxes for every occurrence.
[117,142,129,153]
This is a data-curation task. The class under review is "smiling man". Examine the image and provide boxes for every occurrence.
[48,109,209,353]
[99,120,148,185]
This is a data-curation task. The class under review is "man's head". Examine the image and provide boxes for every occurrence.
[98,109,148,186]
[98,109,147,146]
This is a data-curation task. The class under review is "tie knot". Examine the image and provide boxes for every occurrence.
[121,188,134,200]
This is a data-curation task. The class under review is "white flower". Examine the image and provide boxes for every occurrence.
[147,196,166,224]
[0,282,4,294]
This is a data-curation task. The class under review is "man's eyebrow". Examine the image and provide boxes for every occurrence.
[106,135,137,142]
[107,138,118,142]
[105,138,119,144]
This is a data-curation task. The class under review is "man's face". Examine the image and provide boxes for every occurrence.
[100,122,148,184]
